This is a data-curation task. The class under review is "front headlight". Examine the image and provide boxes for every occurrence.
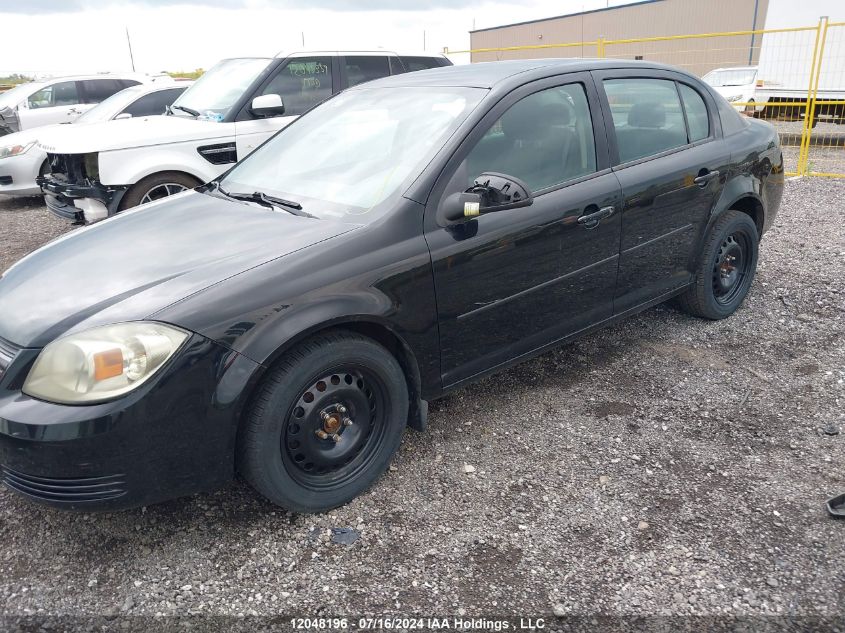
[0,141,35,159]
[726,94,745,103]
[23,322,189,404]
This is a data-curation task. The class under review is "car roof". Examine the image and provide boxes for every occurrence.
[276,49,448,59]
[352,58,692,90]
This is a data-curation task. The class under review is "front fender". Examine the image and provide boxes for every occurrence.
[98,144,226,187]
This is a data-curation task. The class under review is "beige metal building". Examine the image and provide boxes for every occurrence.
[469,0,770,77]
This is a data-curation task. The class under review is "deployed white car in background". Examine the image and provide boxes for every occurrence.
[703,66,759,112]
[0,82,190,197]
[0,74,169,136]
[36,50,451,223]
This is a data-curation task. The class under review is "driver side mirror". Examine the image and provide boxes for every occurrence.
[250,93,286,118]
[113,112,132,120]
[442,172,533,223]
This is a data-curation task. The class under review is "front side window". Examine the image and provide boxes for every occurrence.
[344,56,390,87]
[171,58,272,121]
[461,83,597,193]
[679,83,709,142]
[221,86,485,222]
[261,57,332,116]
[28,81,79,109]
[604,78,687,163]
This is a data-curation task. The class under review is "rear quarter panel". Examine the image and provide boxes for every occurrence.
[712,118,784,236]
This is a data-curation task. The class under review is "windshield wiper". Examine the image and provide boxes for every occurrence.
[223,188,315,218]
[170,104,200,117]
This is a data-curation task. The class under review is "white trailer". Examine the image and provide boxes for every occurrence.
[755,0,845,124]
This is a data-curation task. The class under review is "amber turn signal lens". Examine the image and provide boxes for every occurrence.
[93,348,124,381]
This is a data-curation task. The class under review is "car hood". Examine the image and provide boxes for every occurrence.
[711,84,753,98]
[0,125,50,148]
[0,191,358,347]
[36,115,232,154]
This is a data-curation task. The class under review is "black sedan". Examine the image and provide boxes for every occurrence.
[0,59,782,512]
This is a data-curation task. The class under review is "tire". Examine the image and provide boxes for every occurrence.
[238,331,409,513]
[675,210,759,320]
[119,171,201,211]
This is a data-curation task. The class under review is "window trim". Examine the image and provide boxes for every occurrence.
[591,68,722,171]
[424,71,610,230]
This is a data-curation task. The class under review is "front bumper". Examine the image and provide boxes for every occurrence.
[0,148,46,197]
[0,334,261,510]
[38,174,128,223]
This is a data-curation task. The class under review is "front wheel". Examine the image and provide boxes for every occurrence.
[675,210,759,320]
[238,331,409,512]
[119,171,201,211]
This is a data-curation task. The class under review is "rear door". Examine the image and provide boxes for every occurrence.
[593,69,731,313]
[424,72,622,387]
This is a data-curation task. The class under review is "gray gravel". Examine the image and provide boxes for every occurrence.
[0,179,844,631]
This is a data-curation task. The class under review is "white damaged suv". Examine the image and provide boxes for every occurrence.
[37,51,451,223]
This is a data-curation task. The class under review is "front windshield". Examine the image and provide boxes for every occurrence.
[170,58,271,121]
[220,86,486,222]
[76,86,143,123]
[0,82,39,108]
[703,68,757,87]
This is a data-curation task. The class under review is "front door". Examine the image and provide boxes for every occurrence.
[594,72,732,312]
[424,73,623,387]
[234,56,336,159]
[18,81,84,130]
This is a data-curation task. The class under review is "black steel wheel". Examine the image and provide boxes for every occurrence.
[712,232,752,306]
[239,331,408,512]
[676,210,759,320]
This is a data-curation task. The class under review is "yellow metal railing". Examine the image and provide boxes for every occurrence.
[444,18,845,178]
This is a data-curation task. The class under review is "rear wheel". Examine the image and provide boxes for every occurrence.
[119,171,201,211]
[238,331,408,512]
[675,210,759,320]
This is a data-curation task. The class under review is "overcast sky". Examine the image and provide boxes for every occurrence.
[0,0,639,75]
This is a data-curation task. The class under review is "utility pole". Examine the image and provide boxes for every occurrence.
[126,27,136,72]
[423,30,426,51]
[301,31,305,47]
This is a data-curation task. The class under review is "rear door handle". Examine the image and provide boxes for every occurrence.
[577,205,615,229]
[693,170,720,187]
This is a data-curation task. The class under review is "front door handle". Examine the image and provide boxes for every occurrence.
[577,205,615,229]
[693,170,720,187]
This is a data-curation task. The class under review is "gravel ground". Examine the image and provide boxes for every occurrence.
[0,179,844,632]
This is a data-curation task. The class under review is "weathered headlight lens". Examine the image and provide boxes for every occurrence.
[23,322,189,404]
[0,141,35,159]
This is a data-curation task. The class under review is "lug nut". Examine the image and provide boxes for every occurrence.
[343,417,353,427]
[330,433,341,443]
[315,429,329,439]
[321,411,330,421]
[337,405,347,414]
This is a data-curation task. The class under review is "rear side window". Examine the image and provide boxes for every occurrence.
[82,79,128,103]
[28,81,80,108]
[344,56,390,87]
[604,78,687,163]
[398,56,445,73]
[121,88,185,117]
[261,57,333,116]
[679,83,709,142]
